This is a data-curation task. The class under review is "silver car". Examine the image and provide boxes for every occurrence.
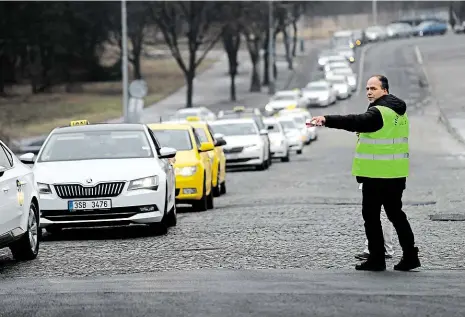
[364,25,388,42]
[302,81,337,107]
[326,75,351,99]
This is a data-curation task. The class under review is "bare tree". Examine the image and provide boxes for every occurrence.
[221,2,242,101]
[148,1,224,107]
[241,2,268,92]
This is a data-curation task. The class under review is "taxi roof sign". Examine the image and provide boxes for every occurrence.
[186,116,200,122]
[286,104,297,110]
[70,120,89,126]
[233,106,245,112]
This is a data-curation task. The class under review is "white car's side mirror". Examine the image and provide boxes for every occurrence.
[19,152,35,164]
[159,147,177,159]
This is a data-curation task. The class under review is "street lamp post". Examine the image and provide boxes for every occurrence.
[268,0,275,95]
[121,0,129,122]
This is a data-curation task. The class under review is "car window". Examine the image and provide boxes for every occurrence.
[210,122,258,136]
[192,129,202,148]
[266,123,281,132]
[38,130,154,162]
[0,145,14,168]
[152,129,193,151]
[194,128,209,143]
[147,129,162,155]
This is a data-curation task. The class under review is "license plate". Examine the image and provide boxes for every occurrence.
[226,154,239,160]
[68,199,112,211]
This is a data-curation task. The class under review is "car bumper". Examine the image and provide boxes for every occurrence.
[270,143,288,158]
[225,148,264,166]
[175,174,204,201]
[39,189,165,227]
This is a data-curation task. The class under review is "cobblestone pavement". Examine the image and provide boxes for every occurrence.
[2,35,464,280]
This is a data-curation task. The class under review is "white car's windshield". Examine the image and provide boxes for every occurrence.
[329,79,346,84]
[38,130,153,162]
[306,85,328,91]
[152,129,193,151]
[211,123,257,136]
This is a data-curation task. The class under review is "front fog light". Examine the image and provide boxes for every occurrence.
[183,188,197,194]
[139,205,157,212]
[38,183,52,194]
[128,176,158,191]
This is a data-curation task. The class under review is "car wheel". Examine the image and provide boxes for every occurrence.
[192,176,208,212]
[163,182,177,227]
[212,171,221,197]
[9,202,40,261]
[297,149,303,155]
[220,181,226,195]
[207,184,214,209]
[281,151,290,162]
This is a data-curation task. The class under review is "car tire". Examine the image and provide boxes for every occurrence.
[163,183,177,227]
[193,177,208,212]
[45,226,62,235]
[281,151,290,162]
[9,202,40,261]
[220,181,226,195]
[207,185,214,209]
[212,171,221,197]
[297,149,303,155]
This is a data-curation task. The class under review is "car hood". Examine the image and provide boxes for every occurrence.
[33,158,162,184]
[222,135,261,148]
[267,100,297,109]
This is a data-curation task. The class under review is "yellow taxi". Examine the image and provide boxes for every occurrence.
[184,116,227,196]
[148,123,215,212]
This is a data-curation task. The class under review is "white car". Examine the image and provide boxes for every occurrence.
[19,122,178,235]
[324,61,351,74]
[210,118,271,170]
[0,139,40,261]
[276,117,304,155]
[278,109,317,144]
[303,80,337,107]
[265,90,306,113]
[263,117,290,162]
[173,107,216,121]
[326,68,357,92]
[326,75,351,99]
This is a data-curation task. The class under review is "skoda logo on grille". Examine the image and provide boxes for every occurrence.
[86,178,93,184]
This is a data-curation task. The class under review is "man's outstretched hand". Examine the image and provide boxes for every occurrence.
[306,116,326,127]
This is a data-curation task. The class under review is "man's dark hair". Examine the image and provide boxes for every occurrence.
[373,75,389,93]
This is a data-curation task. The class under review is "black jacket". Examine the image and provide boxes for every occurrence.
[324,94,407,186]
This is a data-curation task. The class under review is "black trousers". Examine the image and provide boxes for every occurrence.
[361,178,416,259]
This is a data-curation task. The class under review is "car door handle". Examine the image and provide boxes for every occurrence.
[2,187,9,193]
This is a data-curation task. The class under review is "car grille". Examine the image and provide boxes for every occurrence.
[223,146,244,154]
[54,182,125,199]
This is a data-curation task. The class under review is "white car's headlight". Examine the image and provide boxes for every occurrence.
[265,104,273,112]
[38,182,52,194]
[175,166,197,177]
[128,176,159,191]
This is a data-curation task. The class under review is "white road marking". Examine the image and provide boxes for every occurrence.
[356,45,369,96]
[414,45,423,65]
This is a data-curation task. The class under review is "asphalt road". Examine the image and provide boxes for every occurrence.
[2,34,465,316]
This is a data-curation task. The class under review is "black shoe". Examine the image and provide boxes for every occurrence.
[355,259,386,271]
[355,252,393,260]
[394,247,421,271]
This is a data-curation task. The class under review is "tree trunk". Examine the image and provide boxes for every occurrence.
[186,49,196,108]
[230,73,236,101]
[185,71,194,108]
[262,30,270,86]
[282,27,293,70]
[246,38,261,92]
[222,28,241,101]
[273,32,278,79]
[292,21,298,57]
[133,54,142,80]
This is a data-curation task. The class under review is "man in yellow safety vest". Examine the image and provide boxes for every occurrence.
[308,75,420,272]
